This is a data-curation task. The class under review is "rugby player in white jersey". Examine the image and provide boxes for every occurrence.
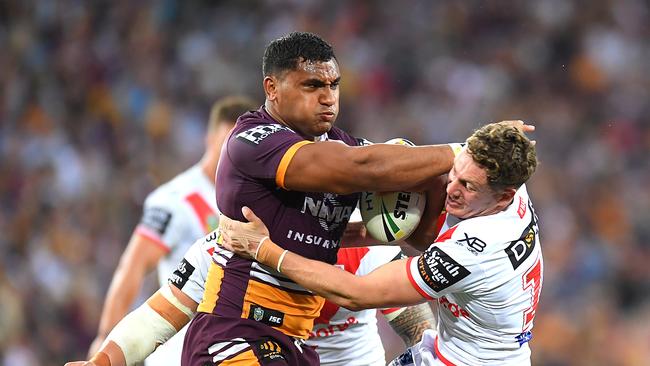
[87,96,256,366]
[219,122,542,365]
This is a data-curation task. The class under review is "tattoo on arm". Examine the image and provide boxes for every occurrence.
[387,303,436,347]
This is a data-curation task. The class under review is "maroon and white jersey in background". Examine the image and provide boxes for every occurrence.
[134,164,218,366]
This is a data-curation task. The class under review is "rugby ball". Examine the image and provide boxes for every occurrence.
[360,138,425,243]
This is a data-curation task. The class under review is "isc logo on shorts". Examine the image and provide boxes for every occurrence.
[248,304,285,327]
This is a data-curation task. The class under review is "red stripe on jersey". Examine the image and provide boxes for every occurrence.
[434,336,456,365]
[314,247,370,324]
[435,225,458,243]
[185,192,217,233]
[405,257,434,301]
[380,307,402,315]
[337,247,370,275]
[135,225,171,253]
[433,212,448,238]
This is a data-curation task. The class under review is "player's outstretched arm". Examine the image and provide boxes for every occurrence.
[219,207,426,310]
[88,233,167,356]
[67,285,198,366]
[284,141,454,194]
[282,120,534,195]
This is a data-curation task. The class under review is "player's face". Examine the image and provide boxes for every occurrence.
[445,150,504,219]
[272,59,340,138]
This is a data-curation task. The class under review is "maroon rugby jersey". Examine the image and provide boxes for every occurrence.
[197,107,364,339]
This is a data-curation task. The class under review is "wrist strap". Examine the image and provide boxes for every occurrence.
[277,250,289,273]
[255,236,269,260]
[449,143,466,157]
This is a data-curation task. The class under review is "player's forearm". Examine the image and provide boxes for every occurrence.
[256,240,381,311]
[97,267,145,336]
[387,303,436,347]
[287,143,454,194]
[343,144,454,193]
[92,286,194,366]
[88,340,127,366]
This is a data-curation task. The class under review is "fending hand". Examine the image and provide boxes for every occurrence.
[219,207,270,259]
[495,120,536,145]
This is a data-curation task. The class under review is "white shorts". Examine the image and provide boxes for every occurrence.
[387,330,444,366]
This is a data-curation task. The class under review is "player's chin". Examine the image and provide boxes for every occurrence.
[444,203,465,218]
[314,121,333,134]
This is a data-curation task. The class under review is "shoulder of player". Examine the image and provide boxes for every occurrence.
[439,210,531,256]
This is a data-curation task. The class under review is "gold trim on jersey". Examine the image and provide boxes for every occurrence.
[197,262,225,313]
[218,349,260,365]
[241,280,325,339]
[275,140,313,189]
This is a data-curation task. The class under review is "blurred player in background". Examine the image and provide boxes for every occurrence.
[87,96,256,366]
[219,122,542,365]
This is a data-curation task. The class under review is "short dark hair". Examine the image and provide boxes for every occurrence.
[262,32,336,77]
[466,123,537,191]
[208,96,257,131]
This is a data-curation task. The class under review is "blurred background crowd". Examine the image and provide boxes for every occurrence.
[1,1,649,365]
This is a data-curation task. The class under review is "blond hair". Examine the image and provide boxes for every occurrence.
[466,123,537,190]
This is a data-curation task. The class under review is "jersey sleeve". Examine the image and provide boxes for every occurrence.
[406,229,485,300]
[227,124,312,187]
[356,246,407,315]
[356,245,404,275]
[168,231,217,303]
[135,189,190,252]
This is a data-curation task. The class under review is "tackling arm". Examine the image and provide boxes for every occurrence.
[88,233,168,356]
[219,208,427,311]
[67,285,198,366]
[384,303,437,347]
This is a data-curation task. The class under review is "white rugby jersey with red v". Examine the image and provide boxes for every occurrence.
[135,164,219,366]
[406,185,543,366]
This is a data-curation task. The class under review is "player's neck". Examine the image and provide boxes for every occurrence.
[263,103,317,141]
[199,153,218,182]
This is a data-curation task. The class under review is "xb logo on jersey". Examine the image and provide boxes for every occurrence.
[456,233,486,254]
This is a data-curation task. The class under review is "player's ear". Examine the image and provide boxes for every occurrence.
[263,76,278,101]
[495,187,517,207]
